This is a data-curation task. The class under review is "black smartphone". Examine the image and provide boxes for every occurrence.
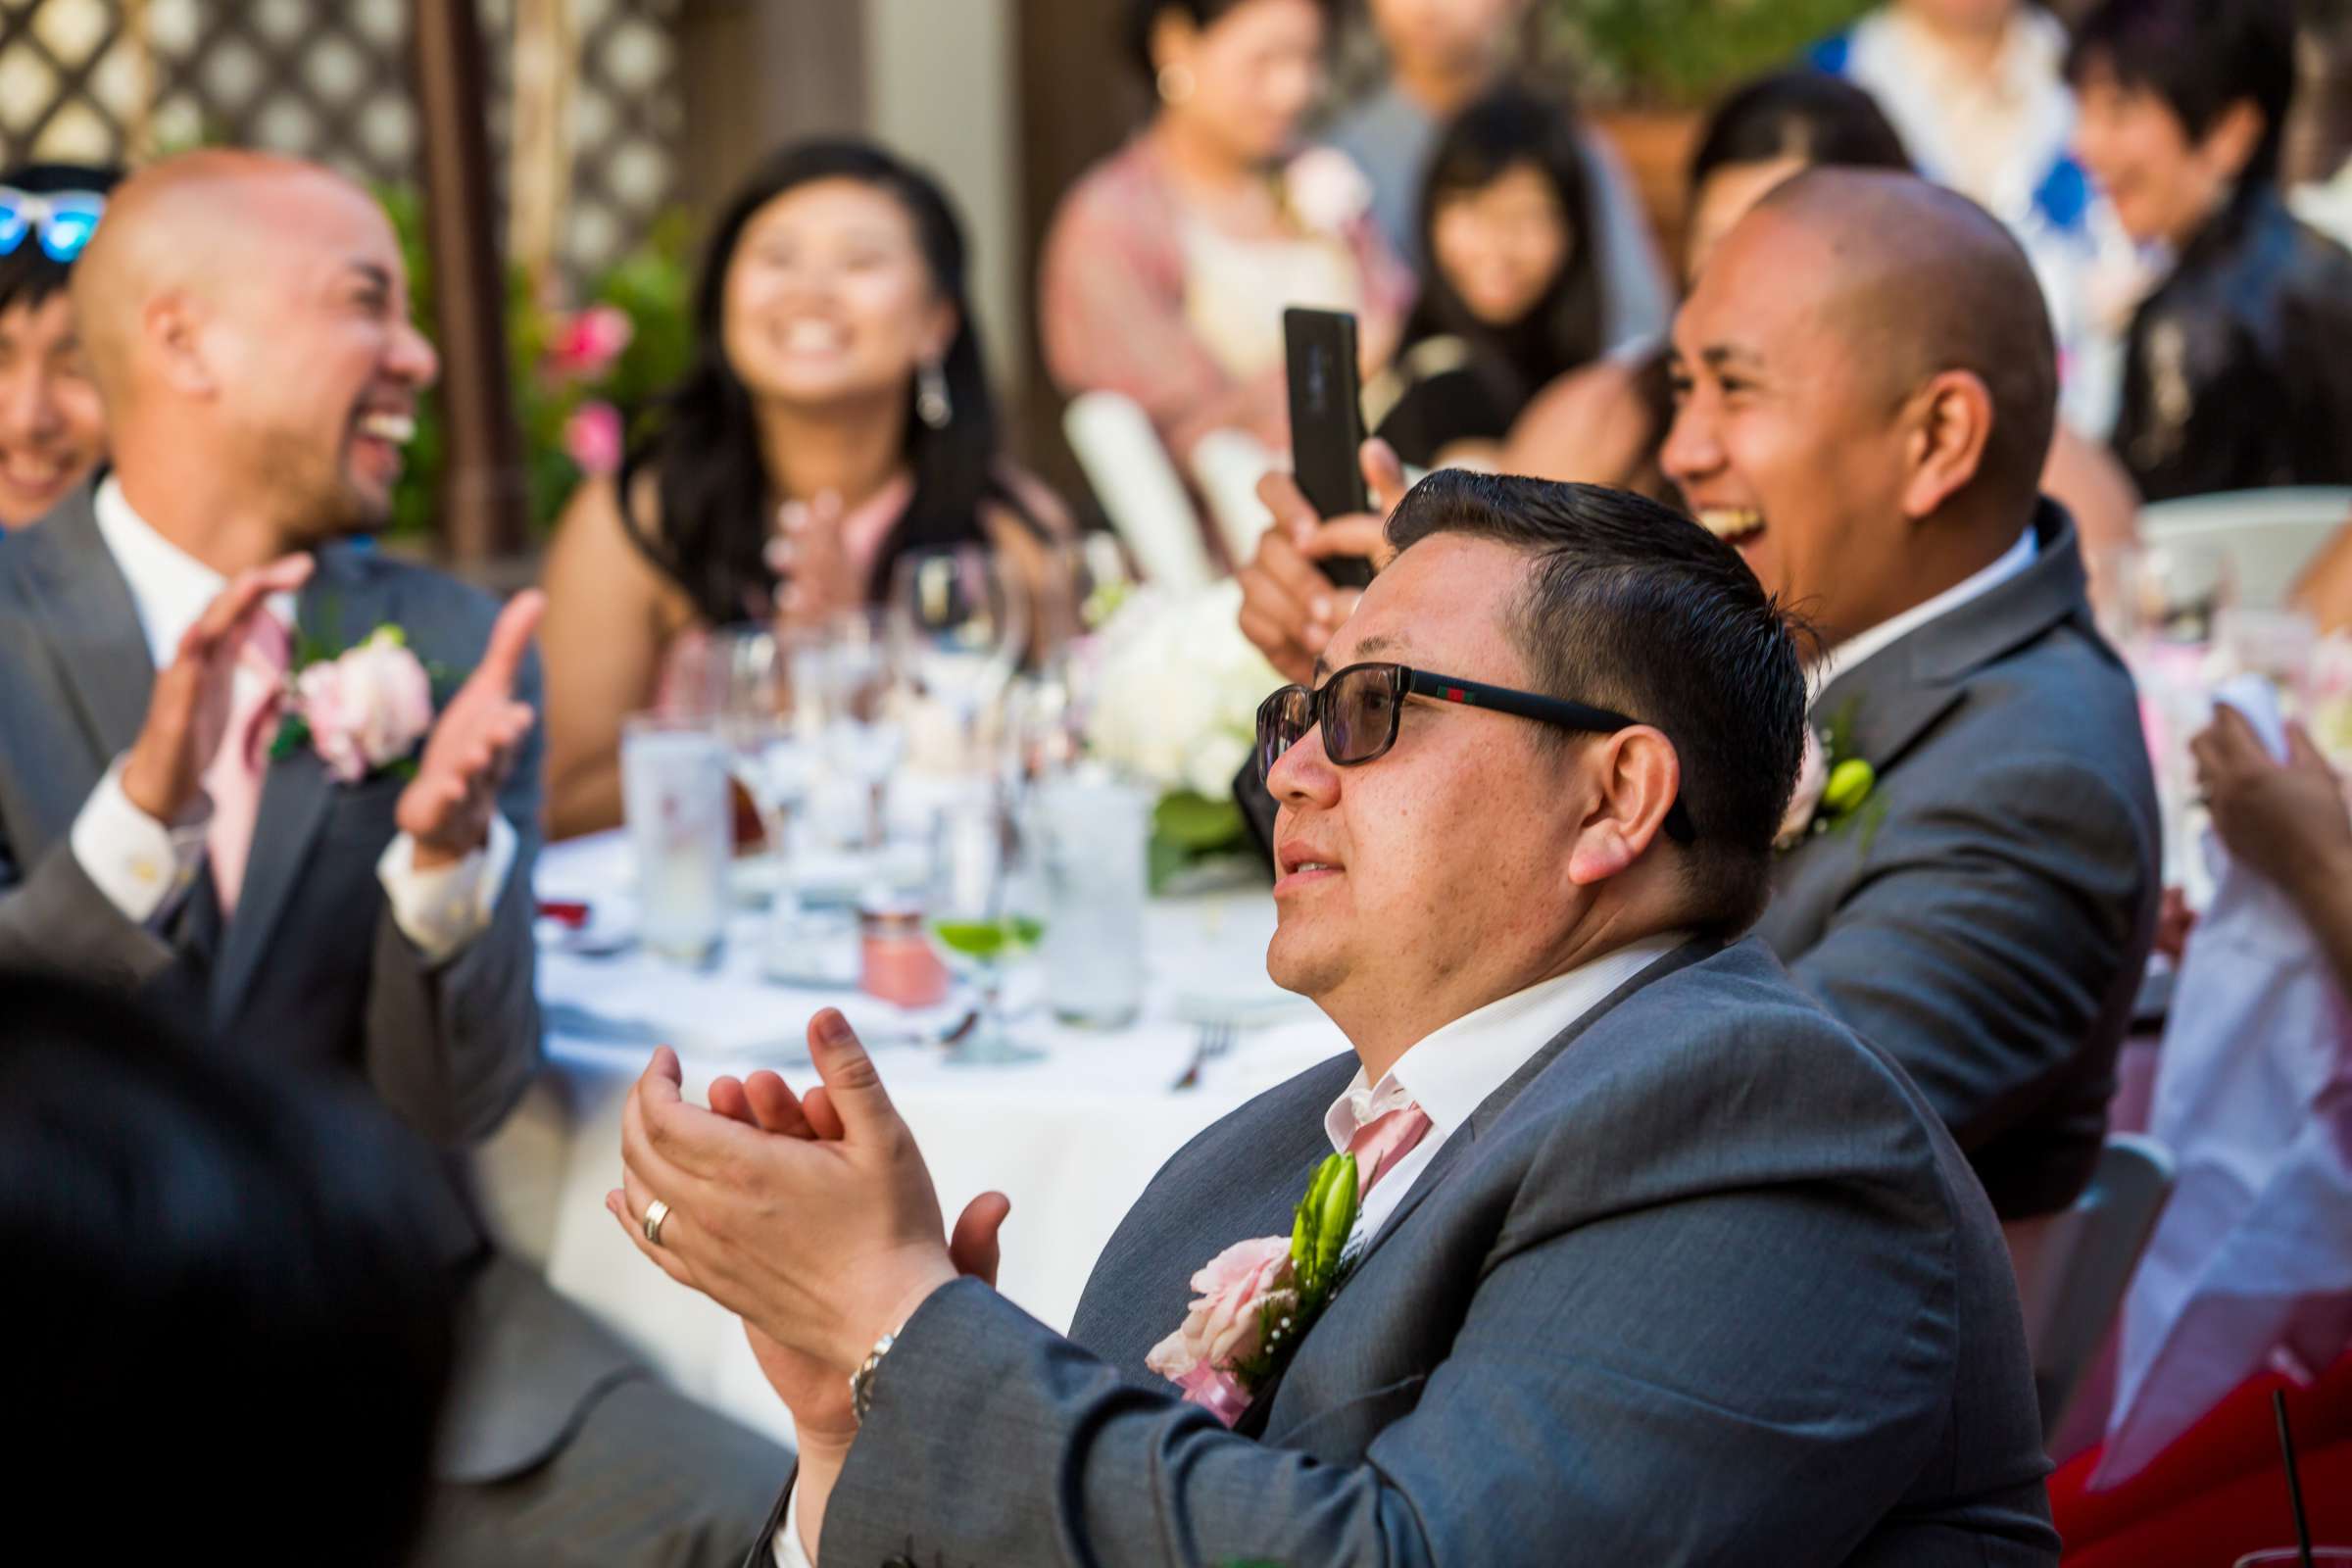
[1283,307,1376,590]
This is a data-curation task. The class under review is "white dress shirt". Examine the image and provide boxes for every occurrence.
[71,476,512,962]
[772,931,1692,1567]
[1806,525,2038,710]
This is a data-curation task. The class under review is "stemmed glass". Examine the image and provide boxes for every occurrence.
[888,545,1029,774]
[926,793,1046,1066]
[793,608,905,852]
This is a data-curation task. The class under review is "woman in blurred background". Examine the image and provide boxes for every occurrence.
[1038,0,1412,471]
[2067,0,2352,501]
[0,163,120,530]
[540,139,1067,839]
[1325,0,1669,353]
[1362,85,1608,470]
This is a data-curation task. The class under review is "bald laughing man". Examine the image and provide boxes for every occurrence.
[0,151,785,1564]
[1241,170,2160,1248]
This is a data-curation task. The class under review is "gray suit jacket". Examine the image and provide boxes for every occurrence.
[0,486,640,1482]
[1753,501,2160,1221]
[779,939,2056,1567]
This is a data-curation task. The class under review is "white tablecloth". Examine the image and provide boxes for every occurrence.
[490,833,1347,1446]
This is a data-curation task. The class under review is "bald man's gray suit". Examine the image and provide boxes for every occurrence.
[1753,501,2161,1222]
[0,487,784,1567]
[750,939,2056,1567]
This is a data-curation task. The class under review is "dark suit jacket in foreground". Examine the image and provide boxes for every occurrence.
[0,487,640,1482]
[771,939,2057,1567]
[1753,501,2161,1220]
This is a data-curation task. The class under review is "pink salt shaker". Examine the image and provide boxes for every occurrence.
[859,896,948,1008]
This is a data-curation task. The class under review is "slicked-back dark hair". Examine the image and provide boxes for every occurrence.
[1386,469,1807,934]
[2066,0,2297,189]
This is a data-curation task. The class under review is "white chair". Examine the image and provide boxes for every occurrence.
[2138,487,2352,610]
[1190,427,1280,570]
[2010,1133,2178,1436]
[1061,391,1216,592]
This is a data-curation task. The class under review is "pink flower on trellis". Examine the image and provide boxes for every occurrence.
[564,401,624,476]
[549,304,634,382]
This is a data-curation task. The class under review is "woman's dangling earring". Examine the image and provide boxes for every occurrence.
[1156,63,1195,106]
[916,359,952,429]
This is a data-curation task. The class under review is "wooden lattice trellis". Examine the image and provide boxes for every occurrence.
[0,0,682,279]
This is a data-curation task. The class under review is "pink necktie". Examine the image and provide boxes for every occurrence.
[205,611,292,915]
[1348,1102,1434,1199]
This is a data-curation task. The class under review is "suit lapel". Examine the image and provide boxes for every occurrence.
[20,488,155,761]
[1815,500,2093,778]
[209,546,386,1023]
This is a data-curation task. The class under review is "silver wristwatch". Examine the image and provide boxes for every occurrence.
[848,1331,896,1424]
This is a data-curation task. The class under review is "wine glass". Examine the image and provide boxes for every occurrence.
[889,545,1029,770]
[925,795,1046,1066]
[794,608,906,852]
[698,624,807,894]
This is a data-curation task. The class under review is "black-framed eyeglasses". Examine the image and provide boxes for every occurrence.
[1255,661,1696,843]
[0,188,106,265]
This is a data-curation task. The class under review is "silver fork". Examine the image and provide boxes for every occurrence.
[1171,1019,1236,1091]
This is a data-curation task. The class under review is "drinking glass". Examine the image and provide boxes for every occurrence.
[619,713,730,964]
[889,546,1029,767]
[794,609,906,852]
[925,795,1046,1066]
[2101,541,2237,652]
[1034,769,1151,1028]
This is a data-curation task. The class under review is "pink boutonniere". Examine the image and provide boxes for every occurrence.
[1146,1151,1360,1426]
[273,624,436,784]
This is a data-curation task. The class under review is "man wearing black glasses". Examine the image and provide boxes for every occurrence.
[610,468,2056,1567]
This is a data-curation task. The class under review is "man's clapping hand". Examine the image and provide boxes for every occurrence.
[396,589,544,869]
[1239,439,1409,685]
[120,554,316,821]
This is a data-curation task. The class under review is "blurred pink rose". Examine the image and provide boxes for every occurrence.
[1284,147,1373,235]
[297,629,434,784]
[564,401,624,477]
[1145,1234,1298,1427]
[1776,726,1829,850]
[550,304,633,381]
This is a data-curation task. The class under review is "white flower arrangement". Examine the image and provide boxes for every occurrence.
[1087,579,1283,807]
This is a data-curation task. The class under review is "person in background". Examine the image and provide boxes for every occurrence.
[1362,85,1609,470]
[2067,0,2352,500]
[1810,0,2115,430]
[1504,69,2141,567]
[542,139,1069,840]
[0,164,119,529]
[1327,0,1671,354]
[1037,0,1412,469]
[4,970,457,1567]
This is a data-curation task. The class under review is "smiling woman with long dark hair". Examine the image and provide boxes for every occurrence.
[1363,85,1606,469]
[540,139,1067,838]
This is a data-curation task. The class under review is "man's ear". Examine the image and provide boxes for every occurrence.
[1898,368,1993,521]
[146,289,216,400]
[2197,98,2267,187]
[1566,725,1683,887]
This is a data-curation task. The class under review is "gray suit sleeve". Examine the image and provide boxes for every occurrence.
[0,816,179,988]
[1783,752,2152,1152]
[820,1174,1960,1566]
[360,647,545,1146]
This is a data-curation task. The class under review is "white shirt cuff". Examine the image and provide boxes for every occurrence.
[770,1482,812,1568]
[70,758,208,927]
[375,812,517,964]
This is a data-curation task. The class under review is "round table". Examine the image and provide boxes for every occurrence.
[484,832,1347,1446]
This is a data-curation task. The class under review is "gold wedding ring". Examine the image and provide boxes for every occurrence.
[642,1198,672,1248]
